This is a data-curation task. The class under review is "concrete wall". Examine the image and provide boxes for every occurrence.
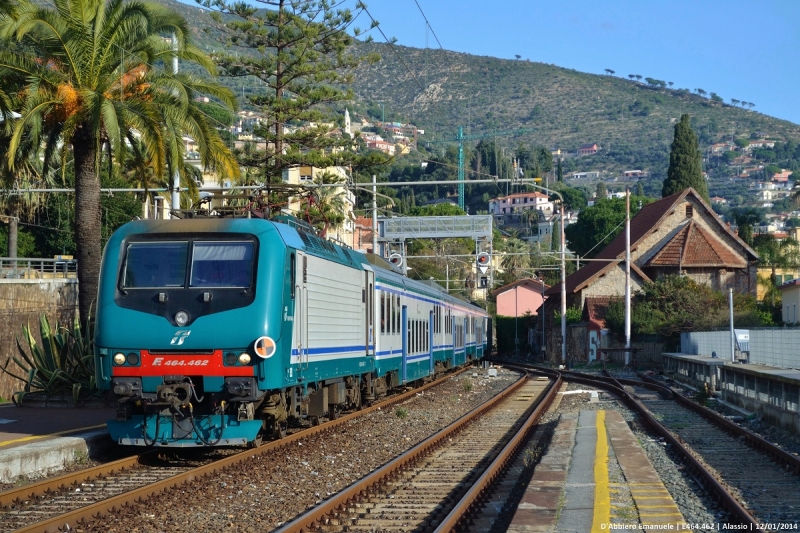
[682,329,800,368]
[0,280,79,401]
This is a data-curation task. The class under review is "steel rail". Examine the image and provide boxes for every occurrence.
[548,367,756,527]
[633,372,800,474]
[576,369,800,473]
[0,453,144,508]
[434,373,562,532]
[11,366,472,533]
[272,371,539,533]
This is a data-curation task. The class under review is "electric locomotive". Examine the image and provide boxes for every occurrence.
[95,216,489,447]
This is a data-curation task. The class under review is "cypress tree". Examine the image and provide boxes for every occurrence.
[596,181,607,200]
[557,158,563,182]
[662,114,710,201]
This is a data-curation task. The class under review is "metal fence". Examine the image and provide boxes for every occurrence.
[681,329,800,369]
[0,257,78,279]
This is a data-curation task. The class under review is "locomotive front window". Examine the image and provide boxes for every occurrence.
[123,242,188,288]
[190,242,254,288]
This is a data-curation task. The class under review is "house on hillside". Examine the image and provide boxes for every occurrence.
[622,170,646,179]
[489,192,553,217]
[570,171,601,180]
[541,188,759,364]
[577,143,599,156]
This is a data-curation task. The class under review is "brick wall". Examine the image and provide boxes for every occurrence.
[0,280,79,401]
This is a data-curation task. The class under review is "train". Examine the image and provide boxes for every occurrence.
[94,215,490,447]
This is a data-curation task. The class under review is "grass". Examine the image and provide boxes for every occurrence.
[462,378,473,393]
[395,407,408,419]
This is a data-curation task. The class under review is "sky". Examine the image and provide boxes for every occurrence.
[356,0,800,126]
[176,0,800,126]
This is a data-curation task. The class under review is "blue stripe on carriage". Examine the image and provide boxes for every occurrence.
[291,345,366,356]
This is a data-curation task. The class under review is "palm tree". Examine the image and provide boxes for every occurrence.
[754,235,800,308]
[0,0,238,325]
[500,238,530,279]
[301,172,348,237]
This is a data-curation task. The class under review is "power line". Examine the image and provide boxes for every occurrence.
[359,4,425,93]
[411,0,444,50]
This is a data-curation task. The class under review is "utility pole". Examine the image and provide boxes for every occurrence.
[425,126,537,210]
[625,187,631,365]
[372,175,378,255]
[170,33,181,217]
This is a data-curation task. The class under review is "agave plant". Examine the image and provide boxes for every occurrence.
[1,312,96,405]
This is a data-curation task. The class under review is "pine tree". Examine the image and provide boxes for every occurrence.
[200,0,386,198]
[662,114,709,202]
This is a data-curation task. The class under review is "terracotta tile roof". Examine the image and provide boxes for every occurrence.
[780,279,800,291]
[583,296,622,328]
[545,188,758,296]
[645,220,746,268]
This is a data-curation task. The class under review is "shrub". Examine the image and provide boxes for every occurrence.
[1,313,96,404]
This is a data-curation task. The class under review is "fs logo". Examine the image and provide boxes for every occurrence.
[170,330,191,346]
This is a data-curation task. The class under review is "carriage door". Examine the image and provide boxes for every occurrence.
[429,311,435,375]
[401,306,408,383]
[294,252,309,371]
[451,315,457,368]
[463,318,468,362]
[364,270,375,356]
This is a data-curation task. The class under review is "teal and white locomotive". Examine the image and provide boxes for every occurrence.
[95,216,489,446]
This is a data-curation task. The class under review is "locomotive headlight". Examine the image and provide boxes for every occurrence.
[175,311,190,326]
[254,336,276,359]
[238,353,251,365]
[113,352,126,365]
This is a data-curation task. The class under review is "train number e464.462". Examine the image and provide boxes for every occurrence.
[151,358,210,367]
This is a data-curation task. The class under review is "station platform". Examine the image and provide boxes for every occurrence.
[663,352,800,434]
[508,409,688,533]
[0,403,114,483]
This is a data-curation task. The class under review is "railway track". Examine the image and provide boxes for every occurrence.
[0,450,228,533]
[0,366,498,533]
[629,381,800,523]
[274,373,559,533]
[560,367,800,526]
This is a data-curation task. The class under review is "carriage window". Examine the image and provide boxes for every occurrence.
[381,292,386,333]
[190,242,254,288]
[123,242,187,288]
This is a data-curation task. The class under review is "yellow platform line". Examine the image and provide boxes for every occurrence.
[591,410,609,533]
[0,423,107,448]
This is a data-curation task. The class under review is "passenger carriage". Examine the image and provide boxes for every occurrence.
[95,216,488,447]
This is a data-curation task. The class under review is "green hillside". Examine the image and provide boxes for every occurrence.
[162,0,800,200]
[350,43,800,168]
